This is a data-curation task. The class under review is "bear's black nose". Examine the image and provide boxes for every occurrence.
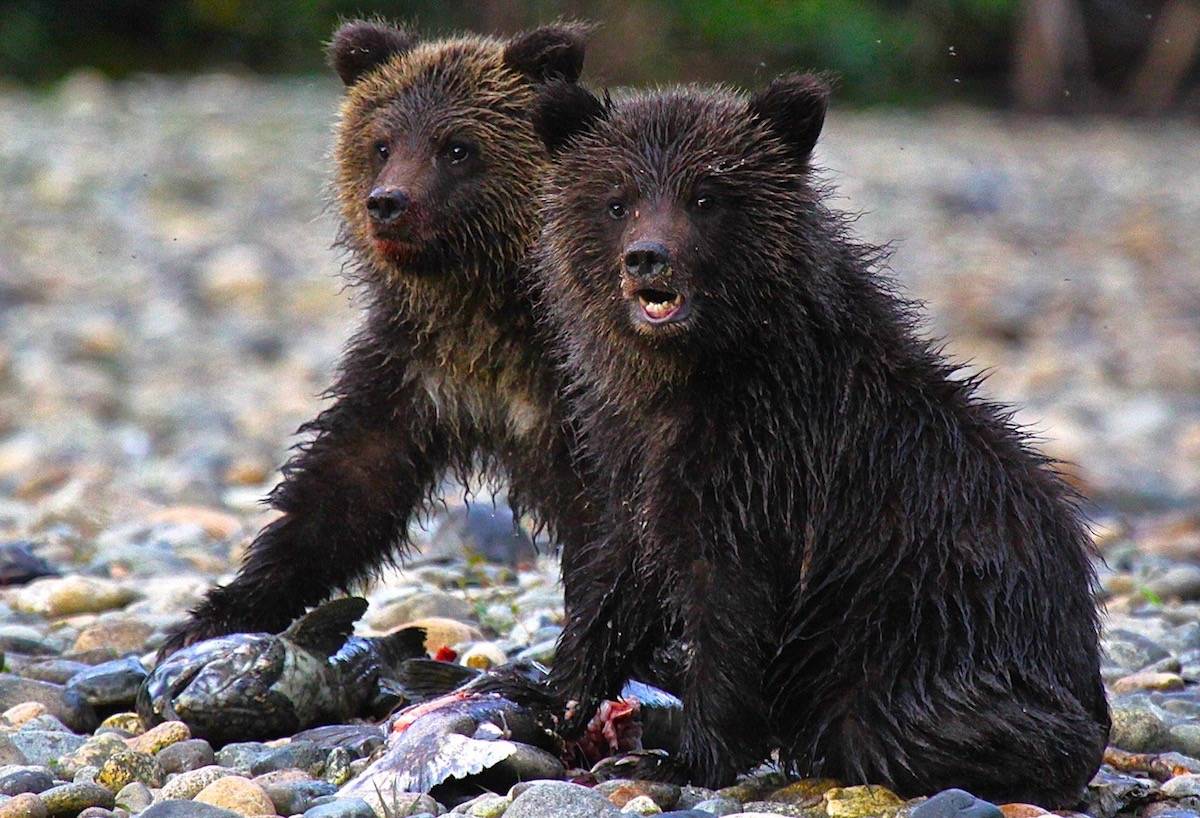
[624,240,670,280]
[366,187,411,224]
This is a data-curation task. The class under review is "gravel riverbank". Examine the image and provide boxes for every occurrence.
[0,73,1197,817]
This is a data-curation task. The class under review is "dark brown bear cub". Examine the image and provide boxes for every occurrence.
[532,77,1109,806]
[162,21,596,652]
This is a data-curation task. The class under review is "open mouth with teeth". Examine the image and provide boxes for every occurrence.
[634,288,689,324]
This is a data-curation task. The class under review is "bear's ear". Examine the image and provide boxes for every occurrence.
[747,73,830,161]
[327,20,416,87]
[532,81,608,154]
[504,23,589,83]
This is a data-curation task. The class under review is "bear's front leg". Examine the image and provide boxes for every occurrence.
[674,556,775,787]
[552,528,665,738]
[161,333,450,656]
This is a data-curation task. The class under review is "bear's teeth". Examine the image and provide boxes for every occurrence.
[644,299,675,320]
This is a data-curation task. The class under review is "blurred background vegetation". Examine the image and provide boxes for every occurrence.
[1,0,1198,112]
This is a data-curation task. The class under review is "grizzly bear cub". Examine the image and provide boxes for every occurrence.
[532,77,1109,806]
[162,21,596,652]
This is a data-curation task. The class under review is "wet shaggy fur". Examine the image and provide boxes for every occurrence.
[532,77,1109,805]
[162,20,594,652]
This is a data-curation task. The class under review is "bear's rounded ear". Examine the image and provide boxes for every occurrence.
[747,73,830,161]
[504,23,590,83]
[532,81,608,154]
[327,19,416,87]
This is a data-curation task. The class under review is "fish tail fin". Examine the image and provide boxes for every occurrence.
[393,657,480,702]
[377,625,429,669]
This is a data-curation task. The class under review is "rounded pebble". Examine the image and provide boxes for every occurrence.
[126,721,190,755]
[193,775,276,816]
[159,765,233,800]
[155,738,215,774]
[691,799,741,816]
[302,797,376,818]
[0,768,54,797]
[911,790,1004,818]
[39,782,115,815]
[96,748,163,790]
[506,781,621,818]
[622,795,664,815]
[0,793,48,818]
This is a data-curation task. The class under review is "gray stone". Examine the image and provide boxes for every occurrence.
[11,660,91,686]
[1110,697,1171,751]
[72,765,99,784]
[910,789,1003,818]
[426,504,536,566]
[0,738,29,768]
[676,788,718,810]
[264,778,337,814]
[155,739,214,775]
[1104,630,1172,673]
[213,742,269,773]
[512,640,556,665]
[0,676,96,733]
[0,792,49,818]
[1147,566,1200,602]
[113,781,151,813]
[303,799,377,818]
[8,731,85,767]
[140,802,242,818]
[16,718,69,735]
[692,798,742,816]
[0,767,54,796]
[358,791,440,818]
[65,658,147,708]
[1162,774,1200,798]
[1169,723,1200,757]
[249,739,325,776]
[506,781,621,818]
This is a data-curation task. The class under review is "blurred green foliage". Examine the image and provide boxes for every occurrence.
[0,0,1037,105]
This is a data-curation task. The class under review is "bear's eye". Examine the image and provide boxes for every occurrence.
[693,195,714,212]
[607,201,627,220]
[374,141,390,161]
[443,143,472,165]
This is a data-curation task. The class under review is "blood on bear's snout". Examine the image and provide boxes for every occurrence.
[364,143,447,252]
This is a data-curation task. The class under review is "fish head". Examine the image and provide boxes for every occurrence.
[142,634,300,743]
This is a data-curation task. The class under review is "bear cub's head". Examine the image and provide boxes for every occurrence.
[329,19,587,280]
[534,76,830,360]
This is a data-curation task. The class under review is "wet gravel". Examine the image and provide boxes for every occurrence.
[0,72,1198,817]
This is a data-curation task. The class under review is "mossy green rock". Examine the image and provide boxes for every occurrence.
[97,748,164,790]
[824,785,904,818]
[769,779,842,805]
[39,782,115,815]
[57,734,125,777]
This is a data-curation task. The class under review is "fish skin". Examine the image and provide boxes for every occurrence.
[339,662,684,804]
[340,663,563,803]
[138,598,426,745]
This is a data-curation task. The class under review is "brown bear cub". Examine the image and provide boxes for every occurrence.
[532,77,1109,805]
[162,21,596,652]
